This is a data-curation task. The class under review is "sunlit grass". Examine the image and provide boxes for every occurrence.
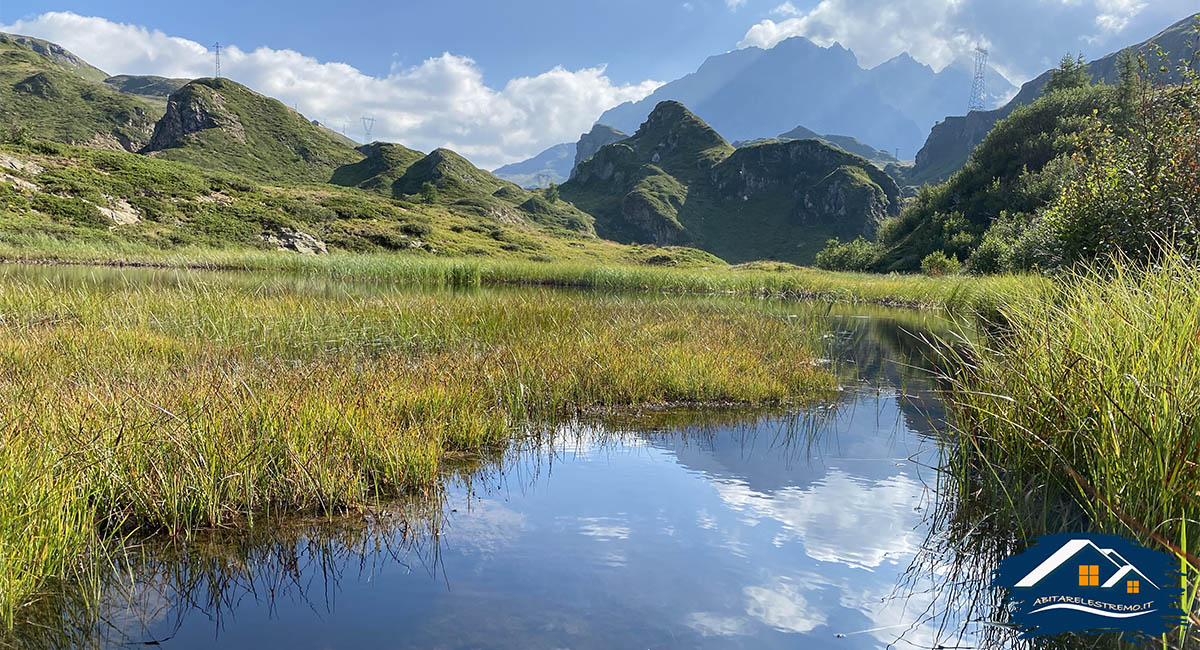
[942,253,1200,641]
[0,270,835,627]
[0,242,1050,314]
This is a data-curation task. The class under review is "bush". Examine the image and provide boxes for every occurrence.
[419,181,438,204]
[1037,82,1200,268]
[398,221,433,237]
[814,237,881,271]
[920,251,961,276]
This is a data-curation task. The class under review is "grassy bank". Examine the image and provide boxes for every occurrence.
[0,241,1049,314]
[943,254,1200,634]
[0,269,835,628]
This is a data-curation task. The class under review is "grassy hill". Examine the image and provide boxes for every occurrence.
[561,101,900,264]
[773,125,901,166]
[334,143,597,235]
[103,74,190,112]
[0,140,719,267]
[141,78,365,183]
[0,32,161,151]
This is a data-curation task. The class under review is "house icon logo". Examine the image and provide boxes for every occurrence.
[992,532,1186,639]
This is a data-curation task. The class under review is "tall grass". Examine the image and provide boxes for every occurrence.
[0,241,1049,314]
[942,253,1200,642]
[0,270,835,627]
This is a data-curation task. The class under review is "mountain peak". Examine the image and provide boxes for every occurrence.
[630,101,732,177]
[638,101,727,148]
[875,52,931,73]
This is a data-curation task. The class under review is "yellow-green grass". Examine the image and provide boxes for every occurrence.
[0,242,1050,315]
[943,253,1200,634]
[0,268,834,627]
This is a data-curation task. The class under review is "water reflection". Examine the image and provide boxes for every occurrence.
[0,270,1107,649]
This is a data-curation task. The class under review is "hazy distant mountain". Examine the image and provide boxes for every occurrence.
[597,37,1016,159]
[908,11,1200,185]
[492,142,575,188]
[495,124,631,188]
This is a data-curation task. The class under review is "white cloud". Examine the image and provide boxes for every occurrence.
[713,471,923,570]
[1094,0,1149,32]
[770,2,802,17]
[738,0,1193,80]
[685,612,751,637]
[740,1,992,71]
[743,580,827,634]
[726,0,748,10]
[0,12,661,169]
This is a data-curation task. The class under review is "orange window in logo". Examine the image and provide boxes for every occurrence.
[1078,565,1099,586]
[1127,580,1140,594]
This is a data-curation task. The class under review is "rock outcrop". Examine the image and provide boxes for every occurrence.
[261,228,328,255]
[571,124,627,178]
[144,81,246,152]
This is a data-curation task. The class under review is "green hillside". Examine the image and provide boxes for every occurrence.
[572,124,628,175]
[0,32,160,151]
[561,101,900,264]
[330,141,425,191]
[141,77,364,183]
[0,140,717,266]
[335,143,597,235]
[104,74,190,98]
[771,125,901,166]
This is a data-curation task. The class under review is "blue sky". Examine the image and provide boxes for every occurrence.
[3,1,1196,168]
[0,0,789,86]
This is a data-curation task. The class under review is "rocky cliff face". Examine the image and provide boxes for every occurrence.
[571,124,628,177]
[144,81,245,152]
[561,101,900,264]
[907,108,1008,185]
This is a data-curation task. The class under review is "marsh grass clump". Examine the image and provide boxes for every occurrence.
[0,271,835,627]
[942,253,1200,632]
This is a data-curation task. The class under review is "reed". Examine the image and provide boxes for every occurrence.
[941,252,1200,642]
[0,269,835,626]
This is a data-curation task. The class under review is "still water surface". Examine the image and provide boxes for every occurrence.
[3,265,999,649]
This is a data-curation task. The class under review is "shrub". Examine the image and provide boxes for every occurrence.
[1037,82,1200,268]
[920,251,961,276]
[398,221,433,237]
[814,237,881,271]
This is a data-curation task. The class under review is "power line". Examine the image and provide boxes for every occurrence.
[968,47,988,112]
[213,42,222,78]
[361,116,376,143]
